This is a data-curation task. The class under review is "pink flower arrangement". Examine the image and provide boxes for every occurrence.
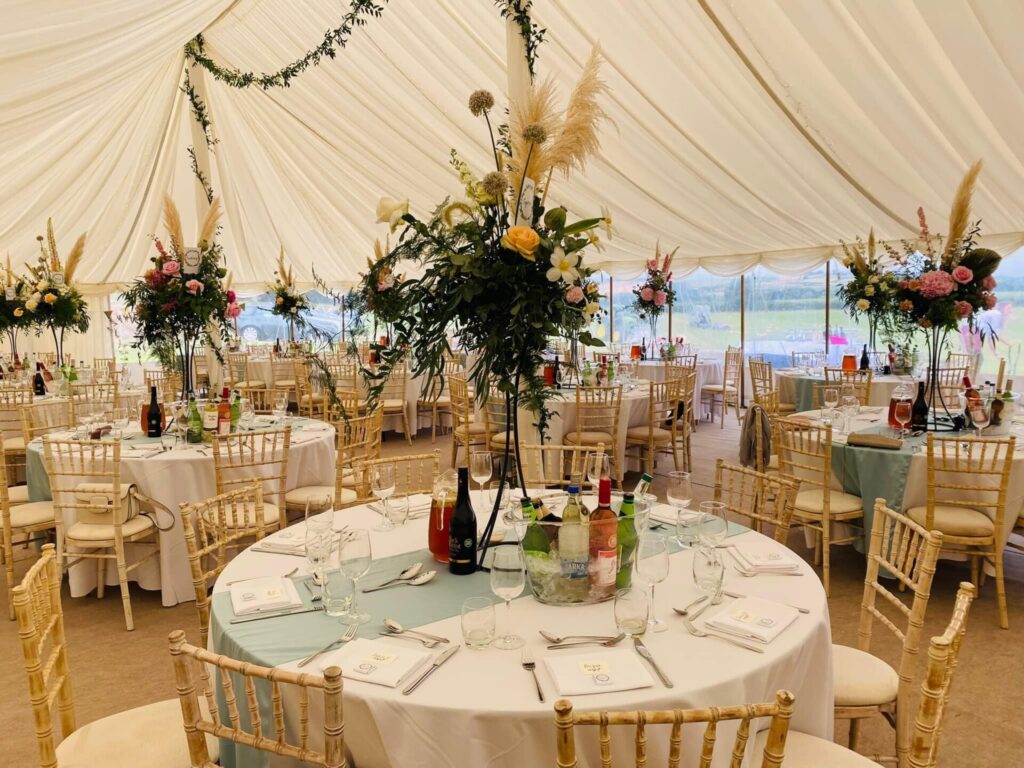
[954,300,973,318]
[145,269,165,289]
[162,260,180,276]
[565,285,584,304]
[185,279,204,295]
[982,276,997,291]
[917,270,955,298]
[654,290,667,306]
[984,293,998,309]
[951,265,973,284]
[640,286,654,301]
[225,302,241,319]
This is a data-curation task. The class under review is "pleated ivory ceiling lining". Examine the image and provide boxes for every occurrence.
[3,0,1024,295]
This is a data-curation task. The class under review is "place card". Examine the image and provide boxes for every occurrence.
[543,648,653,696]
[705,597,799,644]
[287,639,432,687]
[229,576,302,616]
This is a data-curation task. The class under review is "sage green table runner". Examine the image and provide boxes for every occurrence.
[794,376,821,413]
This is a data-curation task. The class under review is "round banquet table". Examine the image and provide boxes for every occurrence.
[775,368,910,412]
[211,494,833,768]
[25,416,336,606]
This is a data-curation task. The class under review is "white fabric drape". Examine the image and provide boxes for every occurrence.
[4,1,1024,291]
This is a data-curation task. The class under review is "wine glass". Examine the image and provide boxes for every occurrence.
[586,452,610,491]
[111,407,129,441]
[370,463,397,531]
[305,515,334,595]
[894,400,912,438]
[634,533,670,632]
[971,399,992,438]
[470,451,492,495]
[692,546,725,595]
[840,394,860,433]
[239,398,256,430]
[338,530,372,624]
[614,588,649,638]
[822,387,839,418]
[489,546,525,650]
[697,501,728,546]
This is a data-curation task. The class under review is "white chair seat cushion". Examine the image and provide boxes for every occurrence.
[300,393,325,403]
[285,485,357,508]
[794,489,863,515]
[8,484,30,505]
[463,421,488,436]
[274,379,297,388]
[625,426,672,442]
[2,436,25,452]
[419,397,451,407]
[565,430,614,445]
[701,384,737,394]
[831,644,899,707]
[66,515,155,543]
[10,500,54,528]
[234,380,265,390]
[382,398,405,411]
[489,431,511,447]
[753,729,875,768]
[339,466,359,487]
[55,697,219,768]
[906,504,994,538]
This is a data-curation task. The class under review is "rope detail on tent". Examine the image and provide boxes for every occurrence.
[496,0,546,79]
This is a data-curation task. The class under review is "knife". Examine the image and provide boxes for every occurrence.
[229,605,322,624]
[721,590,810,615]
[402,645,460,695]
[633,637,673,688]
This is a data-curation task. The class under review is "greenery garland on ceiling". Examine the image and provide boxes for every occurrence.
[495,0,546,80]
[181,71,217,150]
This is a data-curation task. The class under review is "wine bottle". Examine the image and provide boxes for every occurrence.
[186,394,203,444]
[202,395,218,443]
[230,390,241,432]
[632,472,653,499]
[68,361,78,383]
[520,497,550,557]
[40,360,53,383]
[217,387,231,436]
[911,381,929,430]
[859,344,869,371]
[33,363,46,397]
[146,385,163,438]
[448,467,477,575]
[557,486,589,600]
[962,376,979,429]
[588,477,618,600]
[616,492,638,589]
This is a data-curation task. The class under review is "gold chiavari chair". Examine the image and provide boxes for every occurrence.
[44,437,165,632]
[749,358,774,399]
[144,369,183,402]
[38,351,59,368]
[518,442,605,492]
[832,500,942,766]
[417,361,460,444]
[331,388,369,419]
[212,427,292,533]
[270,354,298,402]
[946,351,980,382]
[379,363,412,444]
[192,347,210,391]
[68,380,119,421]
[554,690,796,768]
[751,390,786,473]
[625,379,681,475]
[791,350,826,369]
[181,483,267,647]
[484,382,513,455]
[713,459,798,544]
[1,466,56,620]
[225,352,264,410]
[670,369,697,464]
[1,386,34,504]
[449,373,489,467]
[284,411,383,513]
[565,385,623,487]
[665,353,698,371]
[324,355,360,392]
[701,347,743,428]
[20,399,73,446]
[910,434,1014,628]
[93,357,117,381]
[776,417,864,595]
[293,359,326,419]
[926,366,967,411]
[168,630,346,768]
[777,582,976,768]
[354,451,440,503]
[13,545,218,767]
[821,367,874,406]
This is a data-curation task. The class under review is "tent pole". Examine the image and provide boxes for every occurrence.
[825,261,831,358]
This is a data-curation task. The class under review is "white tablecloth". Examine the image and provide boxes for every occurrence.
[213,500,833,768]
[28,419,336,606]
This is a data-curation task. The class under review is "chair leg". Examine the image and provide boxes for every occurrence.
[970,556,980,591]
[451,435,459,468]
[113,542,134,632]
[4,539,14,621]
[849,718,863,751]
[96,557,106,599]
[821,519,831,597]
[404,409,413,446]
[994,552,1009,629]
[431,406,437,444]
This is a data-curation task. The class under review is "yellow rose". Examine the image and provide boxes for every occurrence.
[44,292,58,304]
[275,296,284,306]
[863,284,875,296]
[13,308,23,317]
[856,299,870,311]
[500,226,541,261]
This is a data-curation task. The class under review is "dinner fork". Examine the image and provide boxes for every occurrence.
[297,623,359,668]
[521,647,544,702]
[680,615,764,653]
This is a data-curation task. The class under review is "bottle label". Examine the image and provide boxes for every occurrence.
[202,410,218,430]
[218,418,231,436]
[561,555,588,581]
[594,549,618,587]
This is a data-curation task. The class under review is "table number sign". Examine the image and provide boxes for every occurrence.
[183,247,202,275]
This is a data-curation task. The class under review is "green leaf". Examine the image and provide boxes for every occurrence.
[561,218,603,236]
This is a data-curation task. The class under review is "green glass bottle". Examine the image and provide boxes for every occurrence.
[230,390,241,432]
[68,361,78,383]
[186,394,203,444]
[616,492,638,589]
[520,497,550,558]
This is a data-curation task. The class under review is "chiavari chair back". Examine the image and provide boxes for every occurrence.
[355,451,440,502]
[1,469,56,620]
[926,366,967,411]
[701,348,742,429]
[1,385,33,483]
[93,357,117,380]
[293,359,326,418]
[822,367,873,406]
[945,351,980,382]
[417,360,461,444]
[20,399,73,445]
[168,630,346,768]
[144,369,183,402]
[212,428,291,532]
[378,364,412,444]
[553,690,795,768]
[791,351,825,370]
[449,373,488,467]
[518,442,605,492]
[566,385,623,486]
[484,382,513,454]
[69,380,119,421]
[625,379,682,475]
[748,358,774,399]
[664,353,697,376]
[713,460,797,544]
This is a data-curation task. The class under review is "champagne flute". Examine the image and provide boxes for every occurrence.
[470,451,492,496]
[666,471,693,542]
[840,394,860,433]
[489,546,525,650]
[894,400,912,438]
[634,533,670,632]
[111,407,129,440]
[370,463,397,531]
[339,530,372,624]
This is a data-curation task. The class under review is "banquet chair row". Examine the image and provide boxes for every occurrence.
[701,346,743,429]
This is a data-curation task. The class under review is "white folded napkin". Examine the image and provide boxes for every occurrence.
[542,648,654,696]
[705,597,799,644]
[229,576,303,616]
[729,544,801,573]
[649,504,698,526]
[283,638,431,687]
[252,540,306,555]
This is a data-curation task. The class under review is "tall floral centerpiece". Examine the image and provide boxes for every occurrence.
[837,229,899,353]
[888,161,1000,427]
[0,257,33,361]
[24,219,90,365]
[121,196,231,399]
[269,248,309,343]
[631,241,677,357]
[360,48,611,554]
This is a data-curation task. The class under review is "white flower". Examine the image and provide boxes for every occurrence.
[376,196,409,232]
[586,231,605,253]
[545,247,579,283]
[31,292,41,302]
[600,205,614,239]
[25,299,38,311]
[36,280,48,291]
[290,307,297,314]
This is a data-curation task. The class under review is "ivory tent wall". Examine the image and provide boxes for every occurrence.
[4,0,1024,358]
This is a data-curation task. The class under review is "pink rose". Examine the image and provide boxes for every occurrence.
[225,302,241,318]
[162,260,180,276]
[917,270,955,299]
[954,300,973,318]
[565,285,585,304]
[226,290,237,303]
[951,265,973,284]
[185,279,204,295]
[640,287,654,301]
[646,259,657,270]
[985,293,997,309]
[654,290,667,306]
[982,276,997,291]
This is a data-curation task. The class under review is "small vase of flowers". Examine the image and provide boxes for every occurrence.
[269,248,309,344]
[631,241,677,358]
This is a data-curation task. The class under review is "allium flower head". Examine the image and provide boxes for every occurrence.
[468,89,495,116]
[521,123,548,144]
[481,171,507,200]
